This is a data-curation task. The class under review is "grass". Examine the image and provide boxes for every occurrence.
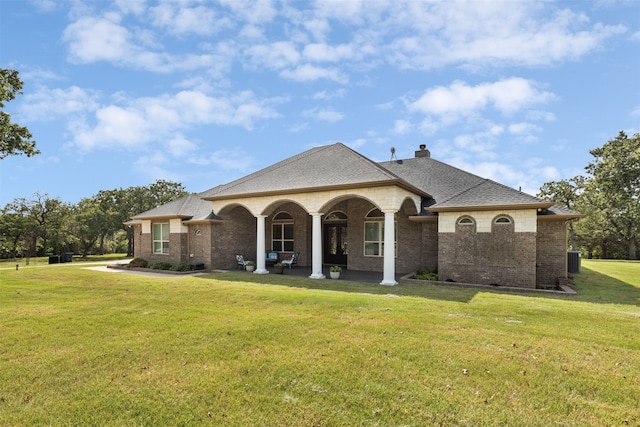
[1,259,638,426]
[0,253,129,267]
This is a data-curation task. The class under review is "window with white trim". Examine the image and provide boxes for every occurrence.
[363,208,396,257]
[495,216,512,224]
[458,217,475,225]
[272,212,294,252]
[153,223,170,254]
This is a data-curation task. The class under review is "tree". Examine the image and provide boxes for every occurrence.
[71,198,107,258]
[95,180,189,256]
[537,177,584,250]
[0,206,29,258]
[539,131,639,260]
[1,69,39,159]
[585,131,640,260]
[6,193,71,258]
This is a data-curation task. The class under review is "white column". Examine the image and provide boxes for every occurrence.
[380,209,397,285]
[254,215,268,274]
[309,212,325,279]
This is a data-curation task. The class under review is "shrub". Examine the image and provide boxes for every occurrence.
[415,268,438,281]
[128,258,148,268]
[330,265,342,272]
[170,262,190,272]
[150,261,172,270]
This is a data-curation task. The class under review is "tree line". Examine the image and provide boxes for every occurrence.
[537,131,639,260]
[0,180,188,260]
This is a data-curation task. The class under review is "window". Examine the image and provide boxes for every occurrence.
[495,216,512,224]
[272,212,294,252]
[364,208,396,257]
[153,223,169,254]
[458,217,474,225]
[325,211,347,221]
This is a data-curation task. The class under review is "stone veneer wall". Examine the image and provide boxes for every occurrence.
[536,219,568,287]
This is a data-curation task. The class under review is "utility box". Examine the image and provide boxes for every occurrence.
[48,255,60,264]
[568,251,581,273]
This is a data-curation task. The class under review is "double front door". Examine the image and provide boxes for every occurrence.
[324,223,347,266]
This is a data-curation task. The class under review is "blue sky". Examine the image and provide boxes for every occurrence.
[1,0,638,206]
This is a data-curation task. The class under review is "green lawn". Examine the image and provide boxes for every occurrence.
[1,260,638,426]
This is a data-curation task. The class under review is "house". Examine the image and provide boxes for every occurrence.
[127,143,581,288]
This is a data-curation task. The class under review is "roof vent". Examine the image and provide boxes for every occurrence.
[415,144,430,158]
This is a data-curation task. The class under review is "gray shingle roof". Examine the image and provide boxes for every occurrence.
[202,143,425,199]
[131,193,215,220]
[131,143,579,219]
[379,156,551,211]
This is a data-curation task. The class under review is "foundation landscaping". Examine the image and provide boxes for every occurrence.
[0,257,638,426]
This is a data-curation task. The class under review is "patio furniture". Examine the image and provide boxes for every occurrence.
[265,251,279,265]
[236,254,250,270]
[281,252,299,269]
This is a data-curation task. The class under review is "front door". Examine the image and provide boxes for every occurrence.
[324,223,347,265]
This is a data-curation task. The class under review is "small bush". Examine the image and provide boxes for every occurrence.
[415,268,439,281]
[170,262,190,272]
[150,261,172,270]
[128,258,148,268]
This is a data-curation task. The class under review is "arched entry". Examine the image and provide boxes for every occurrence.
[324,211,347,266]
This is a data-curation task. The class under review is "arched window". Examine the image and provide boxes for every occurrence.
[495,216,512,224]
[458,217,475,225]
[325,211,347,221]
[272,211,294,252]
[364,208,396,257]
[273,212,293,221]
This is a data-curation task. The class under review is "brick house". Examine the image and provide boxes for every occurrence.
[127,143,580,288]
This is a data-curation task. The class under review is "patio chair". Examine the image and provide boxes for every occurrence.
[236,254,250,270]
[281,252,299,269]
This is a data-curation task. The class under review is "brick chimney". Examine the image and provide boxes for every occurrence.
[415,144,430,158]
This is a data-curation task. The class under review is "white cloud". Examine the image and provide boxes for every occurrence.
[63,15,131,63]
[19,86,101,121]
[508,122,542,135]
[190,149,255,172]
[62,13,220,73]
[71,90,280,152]
[302,43,354,62]
[246,41,300,69]
[28,0,57,12]
[393,119,412,135]
[408,78,556,130]
[312,89,346,100]
[133,152,183,182]
[149,3,227,36]
[167,135,198,157]
[384,1,626,70]
[280,64,348,83]
[303,108,345,123]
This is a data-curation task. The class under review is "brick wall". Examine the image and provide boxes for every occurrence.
[188,225,213,269]
[536,219,568,287]
[212,205,256,269]
[265,201,311,266]
[438,219,537,288]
